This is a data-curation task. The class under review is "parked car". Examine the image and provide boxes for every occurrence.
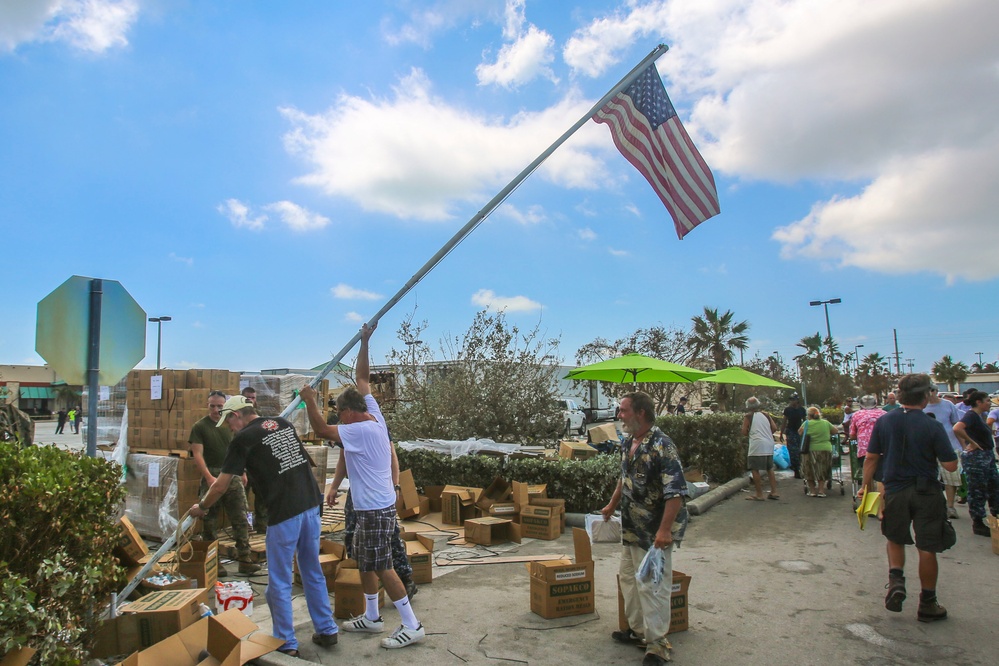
[555,398,586,436]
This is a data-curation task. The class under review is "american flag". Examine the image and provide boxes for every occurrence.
[593,64,719,239]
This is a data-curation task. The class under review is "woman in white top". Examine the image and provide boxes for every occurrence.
[741,396,780,500]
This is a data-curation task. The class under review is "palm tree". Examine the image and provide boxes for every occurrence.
[688,307,750,410]
[932,355,969,391]
[794,333,825,372]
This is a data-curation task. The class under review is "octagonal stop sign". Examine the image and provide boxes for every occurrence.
[36,276,147,385]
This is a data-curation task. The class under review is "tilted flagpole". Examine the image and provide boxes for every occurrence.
[281,44,670,419]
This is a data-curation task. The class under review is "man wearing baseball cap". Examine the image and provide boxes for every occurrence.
[190,394,338,657]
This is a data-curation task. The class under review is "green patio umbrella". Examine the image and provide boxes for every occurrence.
[700,366,794,389]
[564,353,709,384]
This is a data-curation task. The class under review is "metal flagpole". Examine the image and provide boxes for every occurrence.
[281,44,670,419]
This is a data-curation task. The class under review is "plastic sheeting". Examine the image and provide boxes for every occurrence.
[397,438,526,458]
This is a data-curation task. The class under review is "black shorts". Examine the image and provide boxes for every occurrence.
[881,483,949,553]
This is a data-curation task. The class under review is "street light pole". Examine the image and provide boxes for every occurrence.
[809,298,841,341]
[854,344,865,372]
[148,316,172,370]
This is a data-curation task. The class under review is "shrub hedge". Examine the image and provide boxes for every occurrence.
[0,443,126,665]
[395,413,753,512]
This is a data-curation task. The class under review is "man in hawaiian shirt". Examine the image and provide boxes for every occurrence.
[602,391,689,665]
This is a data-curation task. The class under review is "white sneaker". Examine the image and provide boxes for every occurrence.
[947,506,958,519]
[342,614,384,633]
[380,624,425,649]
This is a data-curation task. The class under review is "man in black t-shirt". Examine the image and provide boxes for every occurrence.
[780,394,807,478]
[190,395,338,657]
[863,374,957,623]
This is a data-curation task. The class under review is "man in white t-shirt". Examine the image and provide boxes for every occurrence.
[924,386,964,518]
[301,323,426,650]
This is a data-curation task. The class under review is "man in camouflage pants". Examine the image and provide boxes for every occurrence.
[189,390,259,575]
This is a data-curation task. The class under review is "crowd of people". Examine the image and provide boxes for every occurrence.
[182,340,997,660]
[766,376,998,623]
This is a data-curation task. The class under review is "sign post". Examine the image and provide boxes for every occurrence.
[36,276,146,456]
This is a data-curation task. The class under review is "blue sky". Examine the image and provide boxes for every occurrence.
[2,0,998,378]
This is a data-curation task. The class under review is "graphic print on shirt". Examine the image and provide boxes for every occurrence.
[263,424,308,474]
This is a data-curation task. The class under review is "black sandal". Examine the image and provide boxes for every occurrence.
[278,648,300,658]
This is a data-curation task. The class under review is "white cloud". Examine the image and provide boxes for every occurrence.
[190,321,203,329]
[331,283,383,300]
[476,1,556,88]
[476,24,557,88]
[624,204,641,217]
[773,145,999,282]
[190,303,205,309]
[381,0,499,47]
[175,360,201,369]
[471,288,541,312]
[169,252,193,266]
[698,263,728,275]
[501,203,545,225]
[345,311,364,323]
[281,69,611,221]
[264,200,330,232]
[608,248,629,257]
[578,227,596,241]
[565,0,999,280]
[0,0,138,53]
[218,198,267,230]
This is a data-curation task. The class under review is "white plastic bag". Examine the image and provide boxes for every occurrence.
[636,547,666,587]
[585,513,622,543]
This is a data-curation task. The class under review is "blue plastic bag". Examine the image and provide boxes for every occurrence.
[773,444,790,470]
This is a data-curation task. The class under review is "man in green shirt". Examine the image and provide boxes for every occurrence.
[189,390,258,575]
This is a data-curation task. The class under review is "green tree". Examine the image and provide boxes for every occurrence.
[384,309,564,444]
[857,352,892,401]
[688,307,750,411]
[932,355,969,391]
[794,333,826,373]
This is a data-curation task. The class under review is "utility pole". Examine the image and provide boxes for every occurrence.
[905,358,915,373]
[893,329,902,374]
[975,351,984,367]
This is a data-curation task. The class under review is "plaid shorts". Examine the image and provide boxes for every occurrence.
[352,505,397,572]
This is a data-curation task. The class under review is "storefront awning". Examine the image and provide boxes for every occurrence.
[20,386,55,400]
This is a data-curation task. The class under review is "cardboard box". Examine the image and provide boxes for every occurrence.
[588,422,619,444]
[519,504,562,540]
[333,560,385,619]
[669,570,692,632]
[127,370,187,392]
[396,469,429,519]
[116,608,283,666]
[161,539,219,589]
[529,528,594,619]
[185,369,240,392]
[401,531,435,584]
[139,570,197,592]
[475,477,512,515]
[531,498,567,533]
[425,486,445,513]
[527,484,548,500]
[115,516,150,566]
[116,588,210,653]
[464,517,522,546]
[440,485,482,525]
[559,440,598,460]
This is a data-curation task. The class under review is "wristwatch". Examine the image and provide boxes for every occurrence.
[394,484,401,491]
